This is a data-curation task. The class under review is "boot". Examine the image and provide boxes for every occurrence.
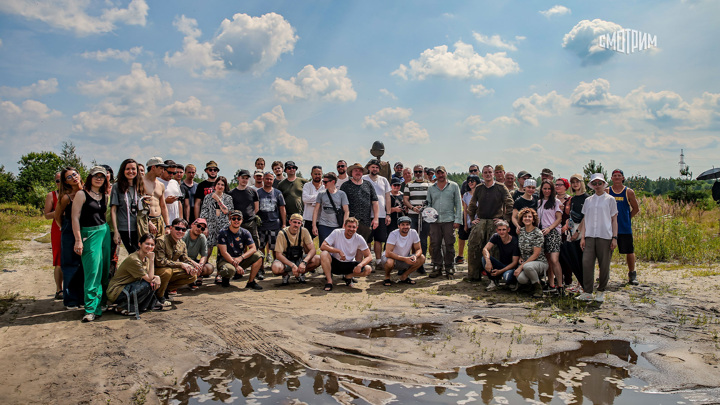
[445,265,455,280]
[428,265,442,278]
[532,282,543,298]
[628,271,639,286]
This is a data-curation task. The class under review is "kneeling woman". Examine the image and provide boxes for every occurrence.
[513,207,549,298]
[106,234,161,316]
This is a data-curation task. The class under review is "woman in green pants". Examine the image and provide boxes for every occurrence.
[72,166,112,322]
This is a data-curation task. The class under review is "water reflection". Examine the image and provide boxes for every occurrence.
[335,322,442,339]
[161,340,688,405]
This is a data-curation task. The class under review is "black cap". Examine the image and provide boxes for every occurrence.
[236,169,251,178]
[391,177,403,185]
[284,161,298,170]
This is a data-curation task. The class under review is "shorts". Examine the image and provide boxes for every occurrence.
[330,257,360,275]
[379,255,410,271]
[617,234,634,254]
[217,252,263,278]
[458,225,470,241]
[356,223,372,243]
[543,229,561,253]
[370,219,388,243]
[258,229,278,251]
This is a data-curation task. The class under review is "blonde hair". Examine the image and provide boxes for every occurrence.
[570,174,586,194]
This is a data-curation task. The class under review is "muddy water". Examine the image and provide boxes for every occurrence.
[160,340,689,404]
[335,322,442,339]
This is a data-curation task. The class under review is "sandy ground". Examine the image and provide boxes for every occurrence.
[1,228,720,404]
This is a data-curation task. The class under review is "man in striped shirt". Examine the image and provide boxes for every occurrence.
[403,164,430,274]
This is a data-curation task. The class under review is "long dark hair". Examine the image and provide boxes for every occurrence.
[84,172,108,195]
[60,167,81,195]
[116,159,146,195]
[541,180,556,209]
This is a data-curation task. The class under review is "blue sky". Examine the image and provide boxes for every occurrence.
[0,0,718,180]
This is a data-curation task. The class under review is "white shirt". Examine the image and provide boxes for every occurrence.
[385,229,420,257]
[325,228,369,262]
[582,192,618,239]
[301,181,325,221]
[159,178,182,223]
[362,174,391,218]
[336,175,349,188]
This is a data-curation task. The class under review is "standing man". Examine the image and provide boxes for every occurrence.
[277,161,309,225]
[363,159,392,269]
[140,157,170,238]
[514,170,533,200]
[271,213,321,285]
[466,165,514,281]
[340,163,379,244]
[504,172,517,195]
[302,166,325,232]
[541,168,554,184]
[271,161,285,187]
[255,158,265,172]
[392,162,404,183]
[181,164,198,224]
[576,174,618,302]
[608,169,640,285]
[494,165,506,184]
[460,164,480,195]
[154,218,197,305]
[159,160,183,224]
[403,164,430,273]
[216,211,264,290]
[319,217,373,291]
[229,169,260,247]
[251,170,264,191]
[426,166,463,278]
[194,161,219,221]
[382,216,425,285]
[366,141,392,181]
[335,160,349,188]
[257,172,287,261]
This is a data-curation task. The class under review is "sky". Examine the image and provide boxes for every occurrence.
[0,0,718,180]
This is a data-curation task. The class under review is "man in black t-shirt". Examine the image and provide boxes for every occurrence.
[193,160,219,220]
[339,163,379,243]
[217,211,263,289]
[481,221,520,291]
[229,169,260,247]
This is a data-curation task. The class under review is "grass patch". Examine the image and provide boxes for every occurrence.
[0,203,47,243]
[685,268,720,277]
[35,232,52,244]
[0,291,20,315]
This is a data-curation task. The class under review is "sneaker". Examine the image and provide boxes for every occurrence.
[246,280,263,290]
[256,267,266,280]
[566,284,582,293]
[595,291,605,303]
[281,272,291,285]
[65,305,79,310]
[575,292,594,301]
[81,313,95,323]
[485,281,497,292]
[296,274,307,284]
[509,283,519,292]
[221,277,230,288]
[168,290,178,296]
[232,272,243,280]
[455,256,464,265]
[416,265,427,275]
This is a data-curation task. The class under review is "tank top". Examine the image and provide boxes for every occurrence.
[608,186,631,234]
[79,190,107,228]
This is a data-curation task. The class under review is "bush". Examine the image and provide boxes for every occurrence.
[0,166,17,203]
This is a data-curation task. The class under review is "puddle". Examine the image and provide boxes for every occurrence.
[335,322,442,339]
[319,352,384,368]
[160,340,693,405]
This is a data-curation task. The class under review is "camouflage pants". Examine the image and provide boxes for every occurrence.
[467,219,498,281]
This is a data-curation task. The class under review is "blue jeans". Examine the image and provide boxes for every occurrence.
[481,256,517,284]
[61,218,84,307]
[317,224,339,246]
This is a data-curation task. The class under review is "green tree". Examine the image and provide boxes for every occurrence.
[582,159,608,184]
[0,165,17,203]
[16,151,64,207]
[59,141,88,179]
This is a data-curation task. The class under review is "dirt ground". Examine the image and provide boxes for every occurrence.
[1,228,720,404]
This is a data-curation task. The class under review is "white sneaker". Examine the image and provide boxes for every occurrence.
[575,292,594,301]
[594,291,605,303]
[485,282,497,292]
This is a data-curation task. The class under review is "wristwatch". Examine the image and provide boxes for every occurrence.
[612,236,617,239]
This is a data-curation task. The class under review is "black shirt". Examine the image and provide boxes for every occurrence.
[340,180,378,227]
[194,179,216,214]
[79,191,107,228]
[513,195,539,211]
[229,187,258,222]
[489,233,520,265]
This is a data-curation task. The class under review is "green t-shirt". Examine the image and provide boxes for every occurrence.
[277,177,308,219]
[107,252,147,303]
[182,232,208,260]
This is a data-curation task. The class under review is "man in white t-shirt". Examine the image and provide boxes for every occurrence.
[363,159,392,267]
[319,217,373,291]
[381,216,425,286]
[159,160,183,223]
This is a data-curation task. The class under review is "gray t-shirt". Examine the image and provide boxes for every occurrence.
[110,183,138,231]
[315,190,349,228]
[182,232,208,260]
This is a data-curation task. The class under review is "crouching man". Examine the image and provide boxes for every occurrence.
[217,210,264,290]
[319,217,372,291]
[154,218,198,306]
[382,216,425,286]
[182,218,216,289]
[272,213,321,285]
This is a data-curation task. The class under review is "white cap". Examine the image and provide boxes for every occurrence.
[588,173,607,187]
[523,179,537,187]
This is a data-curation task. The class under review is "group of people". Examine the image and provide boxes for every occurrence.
[45,142,640,322]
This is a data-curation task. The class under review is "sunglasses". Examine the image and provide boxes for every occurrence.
[591,181,604,186]
[336,165,346,169]
[173,226,187,232]
[230,216,242,221]
[287,167,297,170]
[207,168,219,172]
[414,170,423,174]
[55,179,61,183]
[392,183,401,186]
[166,171,176,175]
[195,224,206,231]
[322,179,333,184]
[469,169,479,173]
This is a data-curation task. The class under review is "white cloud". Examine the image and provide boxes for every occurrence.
[392,41,519,81]
[570,78,623,111]
[160,96,214,121]
[540,5,571,18]
[460,115,489,140]
[81,46,143,62]
[379,89,397,100]
[470,84,494,98]
[0,78,58,99]
[472,32,520,51]
[512,91,570,126]
[77,63,172,109]
[363,107,429,143]
[219,105,307,154]
[0,99,62,128]
[165,12,298,77]
[562,19,623,65]
[272,65,356,102]
[0,0,148,35]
